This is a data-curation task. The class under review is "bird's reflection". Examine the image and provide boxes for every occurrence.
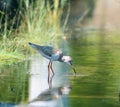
[48,74,54,89]
[29,85,72,103]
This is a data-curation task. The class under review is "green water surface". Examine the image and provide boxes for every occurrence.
[0,35,120,107]
[69,39,120,107]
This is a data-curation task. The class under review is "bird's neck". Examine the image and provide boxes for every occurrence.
[58,56,64,62]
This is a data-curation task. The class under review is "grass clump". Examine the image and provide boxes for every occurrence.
[0,50,25,65]
[0,0,67,65]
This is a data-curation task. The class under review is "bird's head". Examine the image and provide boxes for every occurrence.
[61,56,72,65]
[61,56,76,75]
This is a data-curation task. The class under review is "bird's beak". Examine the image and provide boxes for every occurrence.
[72,66,76,76]
[68,61,76,76]
[69,61,72,65]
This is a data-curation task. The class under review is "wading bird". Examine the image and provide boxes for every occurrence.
[28,42,76,79]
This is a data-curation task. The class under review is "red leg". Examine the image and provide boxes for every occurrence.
[48,61,51,84]
[48,61,55,85]
[49,74,54,89]
[50,62,55,75]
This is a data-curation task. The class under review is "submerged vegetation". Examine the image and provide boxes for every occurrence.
[0,0,67,65]
[0,61,29,103]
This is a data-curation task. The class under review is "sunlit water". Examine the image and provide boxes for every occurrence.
[27,55,70,107]
[1,38,120,107]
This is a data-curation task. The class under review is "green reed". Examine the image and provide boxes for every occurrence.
[0,0,67,65]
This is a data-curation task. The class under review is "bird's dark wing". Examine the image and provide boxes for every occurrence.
[40,46,63,57]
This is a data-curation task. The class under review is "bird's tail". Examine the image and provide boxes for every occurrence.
[28,42,41,50]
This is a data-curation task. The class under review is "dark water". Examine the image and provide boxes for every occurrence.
[0,38,120,107]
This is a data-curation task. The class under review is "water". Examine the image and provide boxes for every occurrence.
[27,55,70,107]
[0,54,71,107]
[0,38,120,107]
[69,39,120,107]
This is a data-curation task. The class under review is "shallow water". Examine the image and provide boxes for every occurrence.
[1,38,120,107]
